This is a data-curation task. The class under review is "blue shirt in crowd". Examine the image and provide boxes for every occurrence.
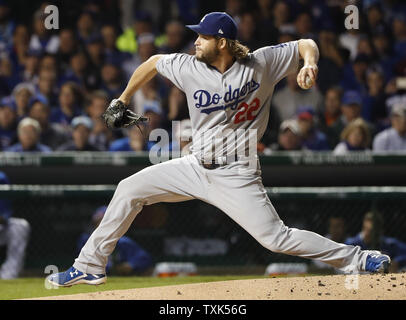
[50,107,84,126]
[345,233,406,269]
[0,128,16,150]
[302,130,330,151]
[108,137,155,152]
[6,142,52,152]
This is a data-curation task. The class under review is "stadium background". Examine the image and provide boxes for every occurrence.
[1,0,406,278]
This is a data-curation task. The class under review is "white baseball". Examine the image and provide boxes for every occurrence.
[305,76,313,89]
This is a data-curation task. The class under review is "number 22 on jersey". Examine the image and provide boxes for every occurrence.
[234,98,260,124]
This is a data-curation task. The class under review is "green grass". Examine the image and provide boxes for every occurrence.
[0,275,268,300]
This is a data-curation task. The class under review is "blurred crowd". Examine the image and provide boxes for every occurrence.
[1,0,406,155]
[313,211,406,273]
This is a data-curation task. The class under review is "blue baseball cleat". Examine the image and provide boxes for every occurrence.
[46,266,106,287]
[364,251,391,273]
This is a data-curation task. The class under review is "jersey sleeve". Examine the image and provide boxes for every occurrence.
[156,53,191,91]
[253,41,300,84]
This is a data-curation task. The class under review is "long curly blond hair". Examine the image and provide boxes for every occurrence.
[215,37,250,60]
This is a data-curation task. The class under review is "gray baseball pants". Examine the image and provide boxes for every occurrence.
[74,154,368,274]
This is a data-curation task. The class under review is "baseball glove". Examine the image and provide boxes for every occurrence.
[102,99,149,129]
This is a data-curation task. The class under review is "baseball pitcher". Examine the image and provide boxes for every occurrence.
[48,12,390,287]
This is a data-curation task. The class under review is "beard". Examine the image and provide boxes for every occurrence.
[195,46,220,65]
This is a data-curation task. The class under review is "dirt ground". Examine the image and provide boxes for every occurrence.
[34,273,406,300]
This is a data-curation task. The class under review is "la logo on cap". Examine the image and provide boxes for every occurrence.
[218,29,224,34]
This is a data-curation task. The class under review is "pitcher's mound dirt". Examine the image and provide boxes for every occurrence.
[36,273,406,300]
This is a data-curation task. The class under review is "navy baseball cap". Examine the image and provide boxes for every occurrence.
[186,12,238,40]
[342,91,362,106]
[29,94,49,108]
[0,96,16,111]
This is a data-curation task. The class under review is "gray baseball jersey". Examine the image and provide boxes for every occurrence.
[74,41,372,275]
[156,41,299,162]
